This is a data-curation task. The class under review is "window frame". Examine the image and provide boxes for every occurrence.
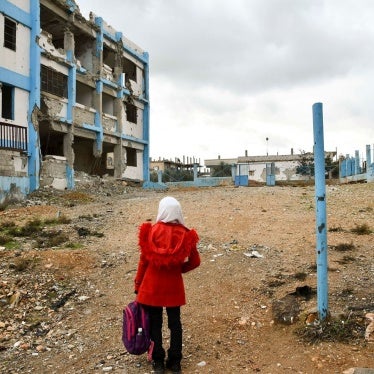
[125,103,137,124]
[4,17,17,51]
[126,147,137,167]
[1,84,14,120]
[41,65,68,98]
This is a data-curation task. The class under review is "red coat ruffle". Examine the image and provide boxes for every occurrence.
[135,222,200,307]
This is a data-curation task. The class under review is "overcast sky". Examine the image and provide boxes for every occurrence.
[78,0,374,165]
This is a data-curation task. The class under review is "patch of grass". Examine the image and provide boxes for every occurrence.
[9,258,36,272]
[329,225,344,232]
[63,191,93,202]
[332,242,355,252]
[65,242,83,249]
[293,272,308,281]
[351,223,372,235]
[91,231,104,238]
[267,279,285,288]
[336,255,356,265]
[78,214,94,221]
[358,206,373,213]
[4,241,18,250]
[15,219,43,237]
[0,202,9,211]
[1,217,72,250]
[44,214,71,225]
[295,313,366,344]
[0,221,16,230]
[308,263,317,272]
[76,227,104,238]
[340,288,354,297]
[36,231,69,248]
[0,234,12,245]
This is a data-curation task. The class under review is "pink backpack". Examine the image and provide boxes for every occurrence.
[122,301,153,356]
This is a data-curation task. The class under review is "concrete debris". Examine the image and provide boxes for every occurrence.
[244,250,264,258]
[365,313,374,343]
[343,369,374,374]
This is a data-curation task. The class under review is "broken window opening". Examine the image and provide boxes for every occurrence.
[1,84,14,120]
[102,143,115,176]
[76,81,94,107]
[4,17,16,51]
[72,138,115,177]
[126,147,137,167]
[75,35,95,71]
[122,57,136,82]
[39,125,64,157]
[40,5,64,50]
[41,65,68,98]
[103,45,116,72]
[125,103,137,124]
[102,92,115,116]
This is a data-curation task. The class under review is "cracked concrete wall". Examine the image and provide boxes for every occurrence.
[41,95,66,118]
[40,155,67,190]
[239,161,308,182]
[0,151,28,177]
[63,128,75,167]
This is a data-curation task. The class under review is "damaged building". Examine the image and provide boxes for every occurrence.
[0,0,150,203]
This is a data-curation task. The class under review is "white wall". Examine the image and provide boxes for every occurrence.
[41,56,68,75]
[10,0,30,13]
[13,88,29,125]
[123,149,143,180]
[123,104,144,139]
[238,161,307,182]
[0,15,30,76]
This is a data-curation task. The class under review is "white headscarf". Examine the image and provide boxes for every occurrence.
[156,196,185,225]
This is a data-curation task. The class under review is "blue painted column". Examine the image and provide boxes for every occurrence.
[366,144,371,171]
[193,163,198,181]
[142,52,150,182]
[355,150,360,175]
[367,144,374,182]
[28,0,41,192]
[231,164,236,182]
[65,43,76,190]
[312,102,329,320]
[94,17,104,157]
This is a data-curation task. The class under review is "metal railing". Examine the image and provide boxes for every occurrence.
[0,122,28,152]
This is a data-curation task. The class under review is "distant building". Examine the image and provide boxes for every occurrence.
[0,0,149,204]
[205,150,337,183]
[150,156,200,172]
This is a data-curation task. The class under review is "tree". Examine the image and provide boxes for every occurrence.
[296,150,339,179]
[211,162,232,177]
[296,150,314,176]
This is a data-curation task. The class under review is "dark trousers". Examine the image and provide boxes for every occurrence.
[147,306,182,363]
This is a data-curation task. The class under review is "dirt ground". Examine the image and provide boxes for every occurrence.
[0,180,373,373]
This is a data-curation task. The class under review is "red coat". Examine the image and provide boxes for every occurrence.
[134,222,200,307]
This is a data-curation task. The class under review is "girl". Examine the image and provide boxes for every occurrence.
[135,196,201,373]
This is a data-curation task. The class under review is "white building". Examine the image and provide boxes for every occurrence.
[205,150,337,184]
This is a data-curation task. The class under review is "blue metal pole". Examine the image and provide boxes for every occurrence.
[312,102,328,320]
[366,145,371,172]
[28,0,41,192]
[355,150,360,174]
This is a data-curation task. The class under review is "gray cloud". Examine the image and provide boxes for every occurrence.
[79,0,374,160]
